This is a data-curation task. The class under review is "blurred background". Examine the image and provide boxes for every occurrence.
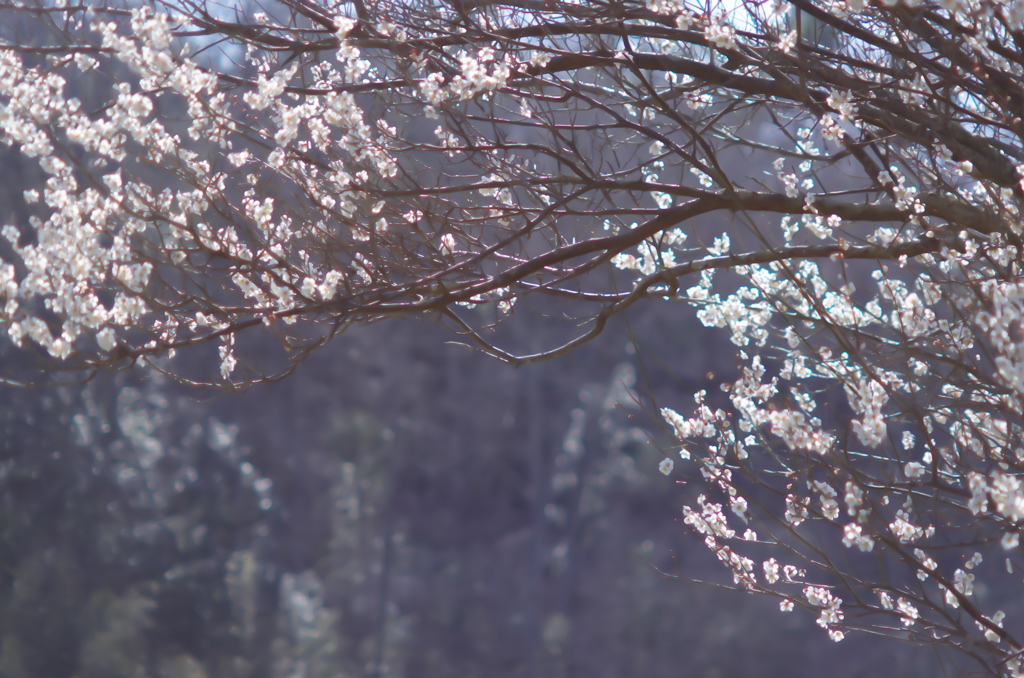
[0,286,945,678]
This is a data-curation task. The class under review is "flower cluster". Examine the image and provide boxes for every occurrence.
[4,0,1024,671]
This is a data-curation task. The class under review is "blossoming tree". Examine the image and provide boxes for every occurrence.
[3,0,1024,671]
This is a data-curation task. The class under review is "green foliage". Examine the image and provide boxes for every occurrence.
[78,590,154,678]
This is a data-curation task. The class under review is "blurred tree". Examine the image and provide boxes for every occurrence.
[0,370,281,678]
